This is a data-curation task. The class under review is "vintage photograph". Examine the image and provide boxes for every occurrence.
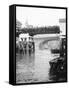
[16,6,67,84]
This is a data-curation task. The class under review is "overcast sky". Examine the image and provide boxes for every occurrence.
[16,6,66,28]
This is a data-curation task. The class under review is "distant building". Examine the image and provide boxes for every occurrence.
[59,18,66,35]
[25,19,33,28]
[16,19,22,32]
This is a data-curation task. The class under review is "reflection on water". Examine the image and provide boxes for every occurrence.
[16,38,60,83]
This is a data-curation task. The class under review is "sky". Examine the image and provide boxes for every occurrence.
[16,6,66,28]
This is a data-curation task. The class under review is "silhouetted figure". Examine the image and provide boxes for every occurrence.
[31,37,35,52]
[60,38,66,57]
[23,38,27,54]
[19,41,23,54]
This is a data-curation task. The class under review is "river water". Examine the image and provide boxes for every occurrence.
[16,37,60,83]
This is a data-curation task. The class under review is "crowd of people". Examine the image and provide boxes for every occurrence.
[16,36,35,54]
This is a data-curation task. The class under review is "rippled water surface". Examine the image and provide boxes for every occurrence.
[16,38,60,83]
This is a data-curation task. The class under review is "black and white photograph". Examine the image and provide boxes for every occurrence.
[16,5,67,84]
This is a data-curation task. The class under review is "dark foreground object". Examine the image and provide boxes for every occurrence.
[49,56,67,82]
[49,37,67,82]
